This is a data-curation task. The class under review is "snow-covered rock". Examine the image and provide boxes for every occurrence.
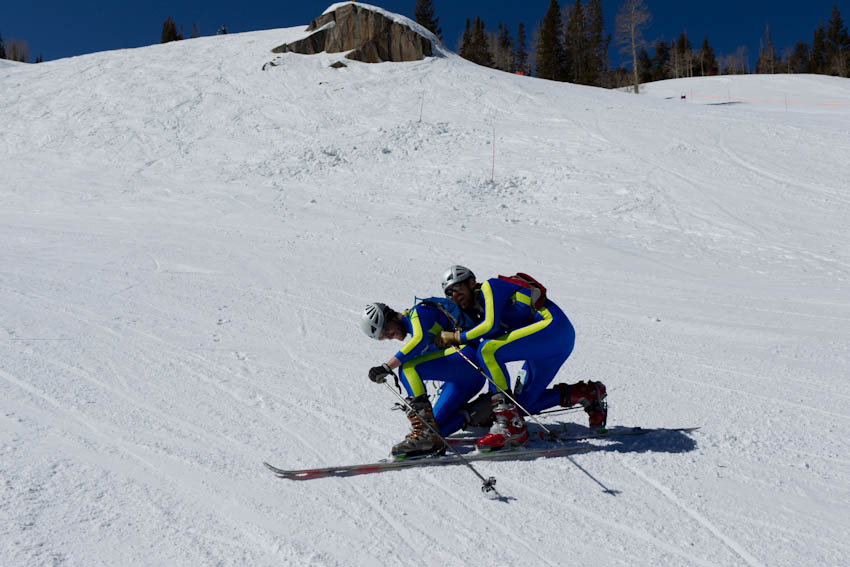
[272,2,440,63]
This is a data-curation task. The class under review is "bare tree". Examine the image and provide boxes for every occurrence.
[616,0,651,93]
[735,45,750,74]
[720,50,747,75]
[667,40,681,78]
[6,38,30,62]
[781,46,793,73]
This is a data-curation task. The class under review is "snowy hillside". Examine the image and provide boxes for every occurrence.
[0,59,26,68]
[2,11,850,567]
[639,73,850,113]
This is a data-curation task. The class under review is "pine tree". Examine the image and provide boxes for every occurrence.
[537,0,564,80]
[825,3,849,76]
[755,23,777,74]
[651,40,669,81]
[492,23,514,72]
[516,22,529,75]
[460,17,493,68]
[585,0,610,86]
[473,17,494,67]
[788,41,810,73]
[414,0,442,40]
[811,22,827,74]
[191,23,200,39]
[0,32,5,60]
[161,17,180,44]
[459,19,472,59]
[698,37,718,76]
[637,47,653,83]
[565,1,586,83]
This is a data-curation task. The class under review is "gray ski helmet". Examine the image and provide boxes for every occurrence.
[441,265,475,292]
[361,302,389,339]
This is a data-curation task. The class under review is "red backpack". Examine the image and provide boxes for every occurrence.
[497,272,547,309]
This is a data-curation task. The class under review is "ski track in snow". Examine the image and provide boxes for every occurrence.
[622,462,764,567]
[2,18,850,567]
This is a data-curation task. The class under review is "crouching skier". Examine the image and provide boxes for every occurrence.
[360,301,485,459]
[435,265,608,452]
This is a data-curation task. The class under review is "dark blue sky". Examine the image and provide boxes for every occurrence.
[2,1,848,66]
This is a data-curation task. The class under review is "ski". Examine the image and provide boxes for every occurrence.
[264,443,596,481]
[263,427,700,481]
[446,426,701,446]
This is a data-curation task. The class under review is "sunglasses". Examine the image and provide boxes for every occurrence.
[444,283,463,297]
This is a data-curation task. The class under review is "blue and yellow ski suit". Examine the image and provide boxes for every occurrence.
[457,278,575,415]
[392,302,484,436]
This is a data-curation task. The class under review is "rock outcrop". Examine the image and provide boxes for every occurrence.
[272,3,436,63]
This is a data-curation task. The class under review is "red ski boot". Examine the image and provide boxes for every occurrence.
[476,393,528,452]
[555,381,608,429]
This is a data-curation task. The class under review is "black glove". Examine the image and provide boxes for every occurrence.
[368,363,393,384]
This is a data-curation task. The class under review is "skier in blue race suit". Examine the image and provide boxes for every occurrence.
[434,265,608,451]
[360,300,485,458]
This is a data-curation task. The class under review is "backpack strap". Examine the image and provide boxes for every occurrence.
[415,298,462,332]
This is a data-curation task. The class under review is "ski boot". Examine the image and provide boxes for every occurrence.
[461,392,495,429]
[391,394,446,459]
[555,381,607,429]
[476,392,528,452]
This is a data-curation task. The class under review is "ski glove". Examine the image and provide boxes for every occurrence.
[433,330,461,348]
[368,363,393,384]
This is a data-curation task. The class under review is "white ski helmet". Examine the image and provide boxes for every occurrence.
[441,265,475,292]
[361,302,389,339]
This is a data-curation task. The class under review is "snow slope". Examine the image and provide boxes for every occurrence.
[639,73,850,112]
[0,59,26,68]
[2,16,850,567]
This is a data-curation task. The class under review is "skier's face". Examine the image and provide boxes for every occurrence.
[381,319,406,341]
[446,279,476,310]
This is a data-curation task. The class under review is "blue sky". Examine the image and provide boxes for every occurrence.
[2,1,848,65]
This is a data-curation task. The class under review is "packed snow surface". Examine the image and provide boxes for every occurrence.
[639,73,850,112]
[2,18,850,567]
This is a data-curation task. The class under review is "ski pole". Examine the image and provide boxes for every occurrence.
[449,346,559,440]
[536,406,586,417]
[450,349,618,494]
[381,378,500,496]
[564,454,619,496]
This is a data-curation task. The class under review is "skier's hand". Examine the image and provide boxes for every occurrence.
[434,330,461,349]
[368,363,393,384]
